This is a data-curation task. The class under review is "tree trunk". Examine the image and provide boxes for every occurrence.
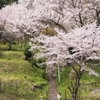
[58,65,60,82]
[21,36,23,49]
[0,34,2,40]
[71,79,80,100]
[68,64,84,100]
[8,42,12,51]
[74,76,80,100]
[24,38,27,48]
[46,27,48,35]
[17,39,19,44]
[96,9,100,25]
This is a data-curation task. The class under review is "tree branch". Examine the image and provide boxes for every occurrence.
[38,19,67,33]
[80,81,100,86]
[68,87,73,95]
[71,81,74,93]
[79,12,84,26]
[71,65,79,78]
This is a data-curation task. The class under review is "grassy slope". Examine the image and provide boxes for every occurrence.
[0,43,48,100]
[2,43,100,100]
[56,65,100,100]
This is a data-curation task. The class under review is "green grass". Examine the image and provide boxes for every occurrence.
[0,41,29,51]
[2,42,100,100]
[1,51,24,60]
[56,65,100,100]
[56,67,72,100]
[0,43,49,100]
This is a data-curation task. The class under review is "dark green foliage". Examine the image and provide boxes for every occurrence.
[23,46,32,60]
[31,58,39,68]
[12,41,17,45]
[42,70,48,80]
[8,0,18,4]
[88,59,100,64]
[68,47,75,55]
[0,0,18,9]
[37,57,46,63]
[41,67,48,80]
[31,58,47,69]
[0,0,8,9]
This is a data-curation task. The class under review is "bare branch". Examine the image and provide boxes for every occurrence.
[79,12,84,26]
[52,8,62,15]
[38,19,67,33]
[80,81,100,86]
[68,87,73,95]
[71,65,79,78]
[71,81,74,93]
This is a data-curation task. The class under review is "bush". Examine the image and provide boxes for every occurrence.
[23,46,32,60]
[42,70,48,80]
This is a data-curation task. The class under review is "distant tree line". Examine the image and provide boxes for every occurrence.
[0,0,18,9]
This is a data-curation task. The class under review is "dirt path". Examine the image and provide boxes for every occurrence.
[48,74,58,100]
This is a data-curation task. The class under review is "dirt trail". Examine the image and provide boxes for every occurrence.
[48,72,58,100]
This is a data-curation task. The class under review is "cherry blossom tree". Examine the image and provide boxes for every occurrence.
[29,21,100,100]
[0,0,99,39]
[26,1,100,99]
[0,0,43,48]
[1,0,99,39]
[0,3,23,49]
[33,0,100,33]
[0,0,100,99]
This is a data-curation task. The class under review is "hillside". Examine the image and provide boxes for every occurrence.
[1,43,100,100]
[0,43,48,100]
[56,65,100,100]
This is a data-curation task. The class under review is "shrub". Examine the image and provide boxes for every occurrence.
[23,46,32,60]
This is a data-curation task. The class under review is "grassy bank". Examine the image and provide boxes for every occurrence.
[0,43,48,100]
[56,65,100,100]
